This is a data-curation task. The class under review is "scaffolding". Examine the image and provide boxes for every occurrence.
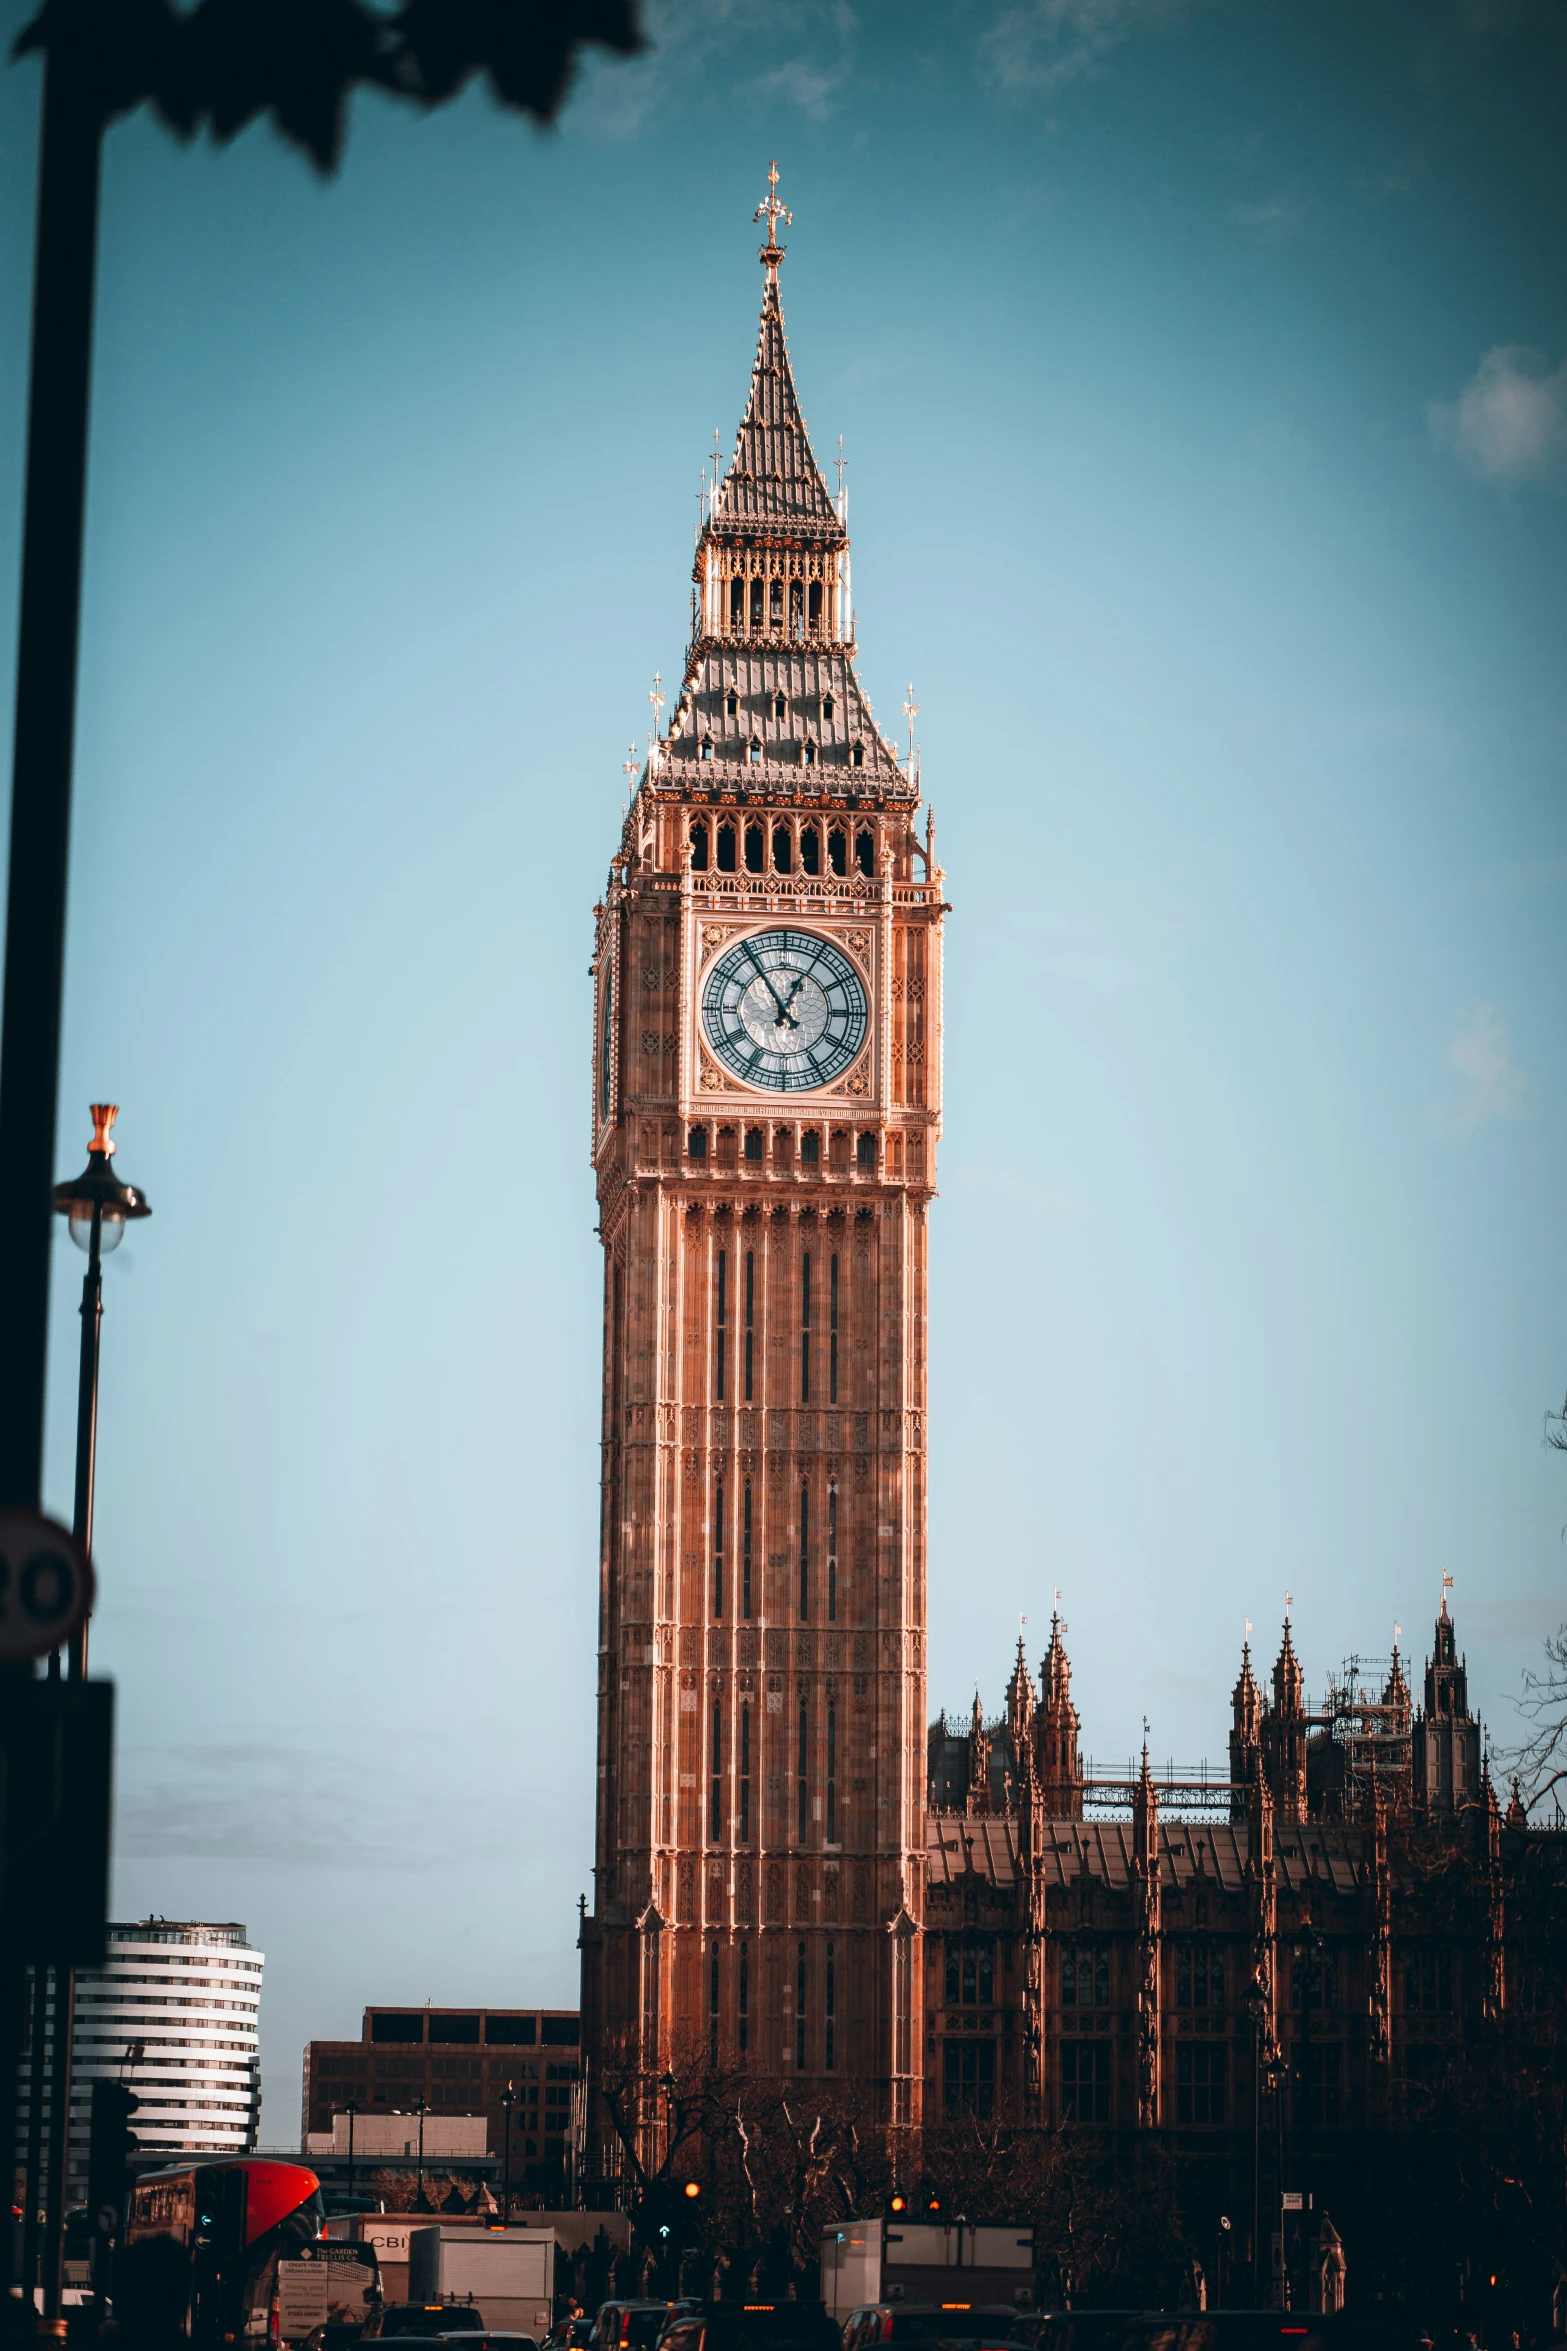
[1319,1653,1412,1790]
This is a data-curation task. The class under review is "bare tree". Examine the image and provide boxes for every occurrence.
[1504,1391,1567,1810]
[1509,1632,1567,1816]
[1547,1391,1567,1454]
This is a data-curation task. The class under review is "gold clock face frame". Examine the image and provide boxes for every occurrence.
[701,928,869,1093]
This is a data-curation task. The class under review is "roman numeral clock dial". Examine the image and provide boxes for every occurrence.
[701,929,868,1092]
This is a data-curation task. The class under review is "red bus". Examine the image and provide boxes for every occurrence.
[126,2157,325,2343]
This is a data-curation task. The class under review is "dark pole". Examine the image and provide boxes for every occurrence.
[0,46,105,1517]
[502,2086,514,2225]
[69,1199,105,1675]
[417,2100,426,2200]
[346,2102,357,2205]
[0,50,103,2289]
[39,1197,107,2322]
[21,1963,50,2308]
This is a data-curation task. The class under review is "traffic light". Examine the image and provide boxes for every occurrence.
[924,2191,945,2219]
[88,2079,140,2238]
[886,2193,908,2218]
[682,2182,701,2202]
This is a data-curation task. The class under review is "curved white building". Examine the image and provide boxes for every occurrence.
[65,1919,263,2190]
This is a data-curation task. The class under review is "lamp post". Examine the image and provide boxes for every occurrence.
[33,1103,150,2324]
[415,2097,428,2202]
[1245,1975,1268,2306]
[51,1101,151,1676]
[345,2101,358,2208]
[501,2083,516,2225]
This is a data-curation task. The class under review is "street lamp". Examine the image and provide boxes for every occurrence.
[500,2083,516,2225]
[34,1104,150,2328]
[1244,1974,1269,2306]
[51,1102,150,1678]
[344,2101,358,2208]
[414,2097,428,2202]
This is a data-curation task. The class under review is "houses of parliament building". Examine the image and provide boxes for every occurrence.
[576,172,1559,2172]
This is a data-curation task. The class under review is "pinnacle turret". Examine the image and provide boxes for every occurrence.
[1005,1634,1036,1746]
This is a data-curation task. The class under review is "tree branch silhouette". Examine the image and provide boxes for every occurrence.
[14,0,647,169]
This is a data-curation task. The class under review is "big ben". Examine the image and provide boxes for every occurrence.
[580,170,946,2145]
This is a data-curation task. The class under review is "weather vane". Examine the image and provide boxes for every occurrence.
[755,160,792,275]
[1441,1568,1454,1609]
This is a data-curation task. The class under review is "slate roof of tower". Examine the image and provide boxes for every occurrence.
[711,277,844,542]
[661,647,910,794]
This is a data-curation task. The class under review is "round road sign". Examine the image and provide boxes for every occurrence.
[0,1511,93,1662]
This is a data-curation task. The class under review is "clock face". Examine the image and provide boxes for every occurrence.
[701,929,869,1093]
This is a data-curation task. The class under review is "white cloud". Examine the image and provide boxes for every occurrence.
[980,0,1176,96]
[571,0,856,139]
[1429,345,1567,489]
[1440,1003,1524,1134]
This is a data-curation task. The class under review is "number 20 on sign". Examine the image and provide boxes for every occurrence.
[0,1512,93,1663]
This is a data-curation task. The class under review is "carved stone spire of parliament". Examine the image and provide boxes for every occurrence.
[580,167,946,2153]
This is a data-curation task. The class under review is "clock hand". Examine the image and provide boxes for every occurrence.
[754,969,796,1026]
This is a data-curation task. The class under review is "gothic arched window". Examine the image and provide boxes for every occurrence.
[690,821,709,871]
[700,735,714,762]
[747,739,763,765]
[800,824,821,876]
[855,828,874,876]
[716,822,737,873]
[729,578,744,628]
[744,822,765,873]
[772,824,792,874]
[827,826,847,877]
[851,741,865,769]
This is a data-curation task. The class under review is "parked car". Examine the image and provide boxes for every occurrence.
[659,2303,842,2351]
[1006,2321,1416,2351]
[364,2308,487,2341]
[841,2309,1026,2351]
[591,2306,695,2351]
[439,2335,541,2351]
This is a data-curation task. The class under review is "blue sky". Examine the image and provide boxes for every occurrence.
[1,0,1564,2135]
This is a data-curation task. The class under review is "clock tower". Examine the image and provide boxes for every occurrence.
[580,171,946,2151]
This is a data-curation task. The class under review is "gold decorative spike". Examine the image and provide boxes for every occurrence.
[754,158,792,275]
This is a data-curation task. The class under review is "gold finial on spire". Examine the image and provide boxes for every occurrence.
[755,159,791,278]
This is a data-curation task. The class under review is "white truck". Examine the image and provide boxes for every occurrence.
[407,2226,556,2335]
